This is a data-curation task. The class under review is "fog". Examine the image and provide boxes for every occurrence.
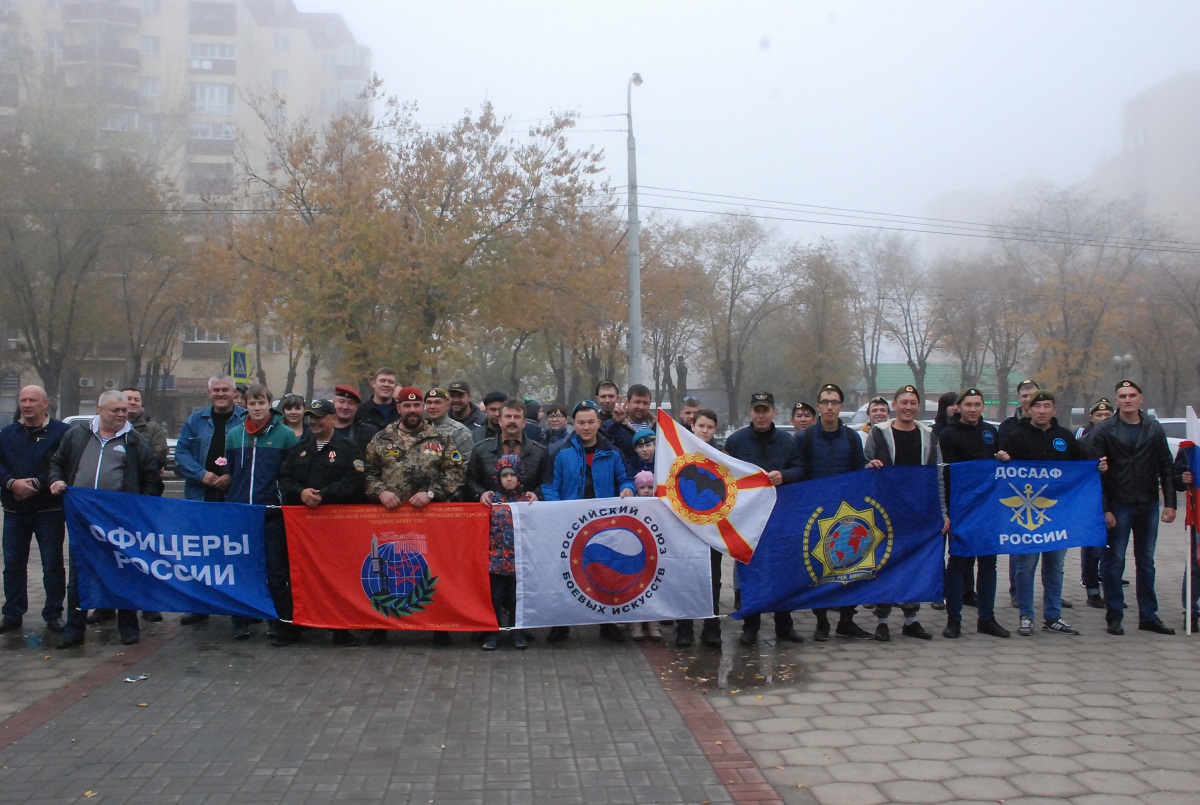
[302,0,1200,246]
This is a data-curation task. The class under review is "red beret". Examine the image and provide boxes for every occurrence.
[334,384,361,403]
[395,386,423,403]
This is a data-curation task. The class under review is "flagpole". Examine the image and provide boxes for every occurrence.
[1188,487,1195,635]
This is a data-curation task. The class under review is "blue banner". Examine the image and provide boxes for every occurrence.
[65,488,277,619]
[733,466,945,617]
[948,460,1105,556]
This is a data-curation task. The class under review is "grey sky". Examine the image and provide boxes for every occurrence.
[304,0,1200,245]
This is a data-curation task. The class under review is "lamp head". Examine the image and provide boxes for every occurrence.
[631,72,643,86]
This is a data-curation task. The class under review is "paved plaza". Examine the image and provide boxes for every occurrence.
[0,520,1197,804]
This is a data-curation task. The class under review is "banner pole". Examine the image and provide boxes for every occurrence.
[1188,487,1195,636]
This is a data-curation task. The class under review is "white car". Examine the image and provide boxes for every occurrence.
[1153,417,1186,459]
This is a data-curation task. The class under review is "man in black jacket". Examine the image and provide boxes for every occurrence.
[279,399,366,646]
[465,398,549,504]
[1085,379,1177,635]
[354,368,399,431]
[725,391,804,647]
[49,390,162,648]
[999,390,1097,638]
[332,384,379,450]
[938,388,1010,639]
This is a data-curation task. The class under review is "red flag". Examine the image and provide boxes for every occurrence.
[285,503,497,631]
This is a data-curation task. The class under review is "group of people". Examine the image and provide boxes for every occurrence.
[0,368,1191,655]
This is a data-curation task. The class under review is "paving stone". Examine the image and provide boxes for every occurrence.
[1009,771,1090,797]
[883,758,957,782]
[944,775,1022,801]
[876,779,953,804]
[806,781,886,805]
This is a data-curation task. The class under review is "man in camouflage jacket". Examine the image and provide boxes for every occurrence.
[364,386,466,509]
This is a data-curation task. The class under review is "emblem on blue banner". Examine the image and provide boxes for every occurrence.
[804,499,894,585]
[999,483,1058,531]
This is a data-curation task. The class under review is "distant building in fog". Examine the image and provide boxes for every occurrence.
[1088,71,1200,237]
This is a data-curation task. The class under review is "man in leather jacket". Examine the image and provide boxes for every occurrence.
[1084,379,1177,636]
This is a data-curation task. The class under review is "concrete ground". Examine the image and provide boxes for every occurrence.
[0,514,1197,804]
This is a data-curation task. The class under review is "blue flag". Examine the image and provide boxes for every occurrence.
[948,460,1105,557]
[65,488,277,619]
[732,466,945,617]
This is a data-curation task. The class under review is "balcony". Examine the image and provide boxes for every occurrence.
[62,44,140,69]
[63,3,140,27]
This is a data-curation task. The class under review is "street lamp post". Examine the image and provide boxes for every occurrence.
[626,72,643,387]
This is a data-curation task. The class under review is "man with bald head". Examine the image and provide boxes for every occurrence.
[0,386,71,633]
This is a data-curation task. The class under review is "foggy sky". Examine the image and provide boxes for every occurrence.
[302,0,1200,248]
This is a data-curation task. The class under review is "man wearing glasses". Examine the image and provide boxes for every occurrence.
[794,383,871,641]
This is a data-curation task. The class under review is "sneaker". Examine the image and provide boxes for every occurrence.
[942,619,961,639]
[632,624,646,641]
[646,622,662,641]
[1087,594,1104,608]
[1062,599,1074,608]
[1017,617,1034,636]
[930,601,946,610]
[1043,618,1079,635]
[836,621,872,640]
[977,617,1011,638]
[874,623,890,641]
[812,624,829,642]
[902,622,933,640]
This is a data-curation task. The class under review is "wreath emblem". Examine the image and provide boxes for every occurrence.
[369,564,438,618]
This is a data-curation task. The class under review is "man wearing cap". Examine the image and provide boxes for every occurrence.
[542,399,634,644]
[448,381,487,429]
[997,378,1042,607]
[333,384,379,449]
[999,389,1100,637]
[1077,398,1115,608]
[363,386,467,646]
[355,368,400,431]
[860,396,891,435]
[795,383,871,641]
[1085,379,1177,635]
[863,385,943,641]
[791,402,816,432]
[472,391,509,445]
[938,387,1011,639]
[280,400,367,646]
[725,391,805,646]
[679,396,701,430]
[425,388,475,470]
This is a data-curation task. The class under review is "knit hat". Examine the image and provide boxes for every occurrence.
[634,470,656,489]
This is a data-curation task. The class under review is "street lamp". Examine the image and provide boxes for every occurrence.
[1113,353,1134,377]
[626,72,643,386]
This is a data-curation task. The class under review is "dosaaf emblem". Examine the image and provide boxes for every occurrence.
[999,483,1058,531]
[803,499,894,585]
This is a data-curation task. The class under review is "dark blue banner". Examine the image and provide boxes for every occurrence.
[65,488,277,619]
[948,460,1105,556]
[733,466,945,617]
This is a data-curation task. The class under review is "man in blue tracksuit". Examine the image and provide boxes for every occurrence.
[725,391,805,647]
[0,386,71,633]
[542,399,634,644]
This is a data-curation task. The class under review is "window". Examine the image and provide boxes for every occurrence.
[190,42,236,60]
[45,31,64,52]
[270,70,288,89]
[139,76,159,98]
[339,79,363,101]
[272,33,289,51]
[102,110,137,132]
[140,36,160,56]
[337,44,359,66]
[188,121,235,140]
[184,327,229,343]
[190,83,234,115]
[320,54,336,71]
[266,336,284,354]
[142,0,160,14]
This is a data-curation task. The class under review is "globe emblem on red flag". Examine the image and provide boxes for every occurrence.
[361,538,438,618]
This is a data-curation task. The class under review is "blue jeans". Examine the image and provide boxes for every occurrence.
[1015,548,1067,622]
[946,554,997,622]
[2,509,66,622]
[1101,502,1159,624]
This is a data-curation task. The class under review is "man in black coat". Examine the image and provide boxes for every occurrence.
[724,391,804,647]
[1084,379,1177,635]
[279,399,366,646]
[465,398,549,504]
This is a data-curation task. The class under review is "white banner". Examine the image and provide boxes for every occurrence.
[512,497,714,628]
